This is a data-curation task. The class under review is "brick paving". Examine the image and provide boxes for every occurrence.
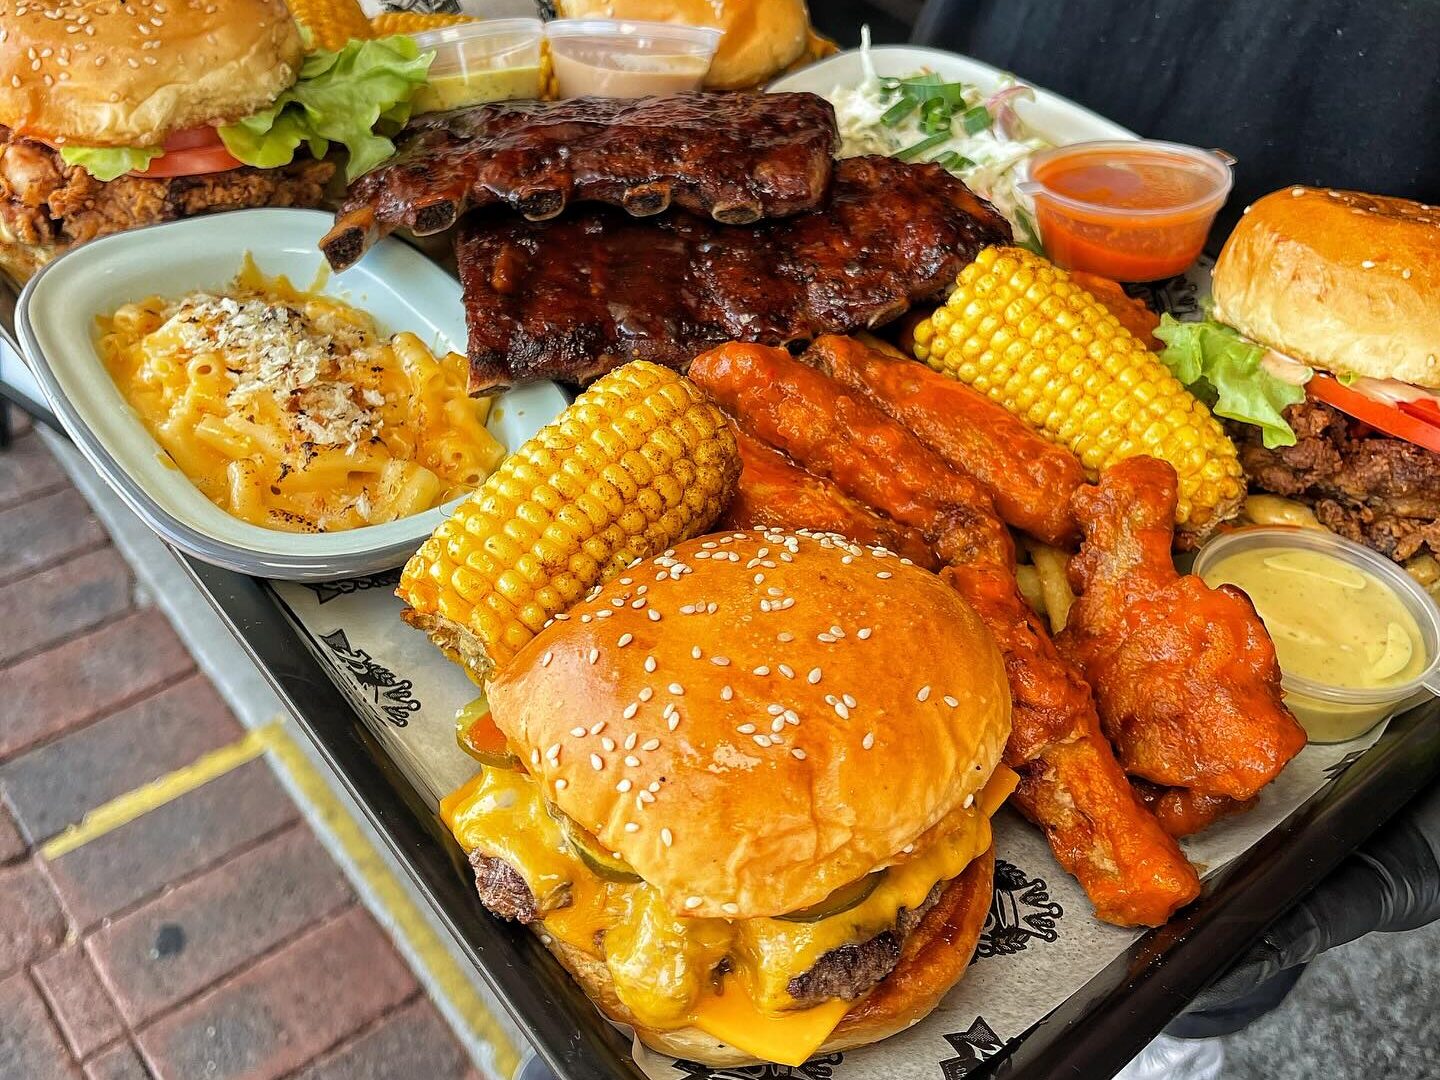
[0,414,482,1079]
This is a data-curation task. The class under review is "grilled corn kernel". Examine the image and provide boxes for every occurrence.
[914,246,1245,531]
[371,12,474,37]
[287,0,373,51]
[398,362,740,681]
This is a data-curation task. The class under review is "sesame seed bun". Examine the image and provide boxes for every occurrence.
[1212,187,1440,389]
[541,846,995,1067]
[485,529,1011,922]
[0,0,303,147]
[554,0,811,90]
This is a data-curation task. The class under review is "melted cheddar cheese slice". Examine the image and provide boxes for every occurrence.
[443,765,1017,1043]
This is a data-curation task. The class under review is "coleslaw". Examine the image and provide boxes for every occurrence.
[825,31,1051,245]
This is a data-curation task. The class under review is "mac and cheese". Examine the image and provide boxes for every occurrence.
[97,261,504,533]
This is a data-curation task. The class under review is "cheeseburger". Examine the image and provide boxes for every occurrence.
[0,0,430,282]
[442,530,1014,1066]
[1157,187,1440,572]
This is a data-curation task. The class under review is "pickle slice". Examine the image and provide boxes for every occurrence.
[775,872,884,923]
[546,804,643,883]
[454,699,520,768]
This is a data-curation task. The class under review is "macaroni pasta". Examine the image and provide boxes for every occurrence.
[97,261,504,533]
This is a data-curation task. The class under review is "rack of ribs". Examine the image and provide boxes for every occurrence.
[320,92,840,271]
[454,156,1012,393]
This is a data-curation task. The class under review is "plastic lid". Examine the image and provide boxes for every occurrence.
[1192,526,1440,705]
[1020,139,1235,220]
[544,18,723,52]
[411,18,543,53]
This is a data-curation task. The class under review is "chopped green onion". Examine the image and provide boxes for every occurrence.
[961,105,994,134]
[896,132,951,161]
[880,96,918,126]
[931,151,976,171]
[1015,207,1045,255]
[920,98,952,134]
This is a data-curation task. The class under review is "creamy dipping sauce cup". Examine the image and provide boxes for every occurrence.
[1193,527,1440,744]
[545,19,721,99]
[410,19,544,114]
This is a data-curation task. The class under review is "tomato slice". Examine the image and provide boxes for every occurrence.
[1306,374,1440,454]
[133,125,245,178]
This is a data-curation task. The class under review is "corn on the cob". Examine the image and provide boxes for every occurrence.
[398,362,740,682]
[287,0,373,51]
[371,12,474,37]
[914,246,1245,532]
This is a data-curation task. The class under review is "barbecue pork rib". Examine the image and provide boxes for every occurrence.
[454,156,1012,393]
[320,92,839,270]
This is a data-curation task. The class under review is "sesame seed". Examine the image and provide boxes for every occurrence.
[767,704,784,716]
[642,738,660,751]
[685,896,703,909]
[963,793,975,809]
[778,632,795,643]
[808,667,822,684]
[649,781,661,792]
[711,656,730,667]
[622,703,638,721]
[662,828,674,847]
[862,732,875,750]
[624,822,640,833]
[753,665,770,676]
[639,790,656,804]
[721,685,734,701]
[876,571,893,580]
[1362,260,1376,269]
[601,737,616,752]
[778,664,795,679]
[546,743,561,761]
[590,721,607,735]
[752,734,770,747]
[722,902,740,915]
[668,683,685,696]
[784,710,799,725]
[842,694,857,709]
[617,779,633,793]
[771,718,786,733]
[617,633,633,648]
[791,748,807,760]
[829,626,844,638]
[638,687,653,702]
[680,604,695,615]
[707,603,718,614]
[834,701,851,719]
[754,573,765,585]
[817,633,837,644]
[944,695,960,708]
[648,610,661,622]
[663,702,677,719]
[917,685,931,702]
[541,651,553,667]
[625,755,641,767]
[580,614,592,623]
[587,648,599,665]
[857,627,872,640]
[737,723,757,734]
[631,598,646,609]
[644,656,657,673]
[530,749,541,766]
[624,732,638,750]
[569,725,586,738]
[668,714,681,731]
[596,610,612,620]
[590,753,604,771]
[691,646,702,659]
[555,778,568,791]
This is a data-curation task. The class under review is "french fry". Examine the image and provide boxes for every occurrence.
[1030,544,1076,633]
[1015,564,1046,617]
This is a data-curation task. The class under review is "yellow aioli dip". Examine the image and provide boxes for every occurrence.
[1201,546,1428,741]
[412,64,542,114]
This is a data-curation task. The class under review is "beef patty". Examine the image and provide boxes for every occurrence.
[1229,399,1440,561]
[470,851,946,1003]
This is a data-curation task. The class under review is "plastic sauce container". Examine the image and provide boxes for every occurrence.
[1193,527,1440,744]
[1018,140,1234,281]
[410,19,544,114]
[545,19,720,99]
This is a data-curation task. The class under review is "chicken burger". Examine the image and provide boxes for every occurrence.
[441,529,1014,1066]
[0,0,431,282]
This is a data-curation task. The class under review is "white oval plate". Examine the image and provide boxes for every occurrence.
[770,45,1136,144]
[17,208,566,581]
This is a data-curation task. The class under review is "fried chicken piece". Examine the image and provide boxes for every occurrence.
[1059,456,1307,800]
[690,342,1200,926]
[720,428,938,569]
[1131,780,1258,839]
[809,334,1085,546]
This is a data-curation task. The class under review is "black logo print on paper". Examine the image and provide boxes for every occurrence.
[321,629,421,727]
[973,860,1062,960]
[1324,749,1370,781]
[305,569,402,605]
[938,1016,1004,1079]
[376,0,462,12]
[673,1053,844,1080]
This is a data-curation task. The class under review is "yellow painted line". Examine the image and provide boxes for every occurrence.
[265,726,522,1078]
[41,722,280,860]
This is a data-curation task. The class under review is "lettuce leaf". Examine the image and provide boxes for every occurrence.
[219,36,433,182]
[58,145,164,182]
[1155,314,1309,449]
